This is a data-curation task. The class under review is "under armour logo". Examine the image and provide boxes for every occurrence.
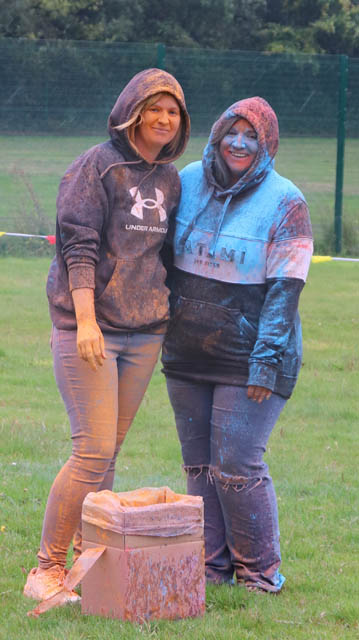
[129,187,167,222]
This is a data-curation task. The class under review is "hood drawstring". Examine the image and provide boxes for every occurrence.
[100,159,143,180]
[136,163,158,193]
[100,159,158,195]
[208,194,232,257]
[178,189,232,258]
[177,186,214,255]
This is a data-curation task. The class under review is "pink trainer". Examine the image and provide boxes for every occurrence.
[23,565,81,603]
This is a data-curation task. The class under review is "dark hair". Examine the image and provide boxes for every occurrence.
[210,116,239,188]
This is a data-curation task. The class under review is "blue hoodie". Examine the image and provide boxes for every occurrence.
[162,97,313,398]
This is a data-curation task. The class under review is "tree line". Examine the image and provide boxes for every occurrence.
[0,0,358,56]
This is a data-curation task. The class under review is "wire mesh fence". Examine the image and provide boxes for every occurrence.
[2,39,358,136]
[0,38,358,255]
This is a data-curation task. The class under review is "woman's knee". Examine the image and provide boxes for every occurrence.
[210,448,269,482]
[71,434,117,472]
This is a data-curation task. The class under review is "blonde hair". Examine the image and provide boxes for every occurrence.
[114,92,183,158]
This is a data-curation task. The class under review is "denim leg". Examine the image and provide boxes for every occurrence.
[166,377,233,582]
[72,332,163,561]
[39,328,162,568]
[211,385,286,592]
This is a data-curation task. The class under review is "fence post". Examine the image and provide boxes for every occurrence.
[45,76,49,129]
[334,54,348,254]
[156,43,166,70]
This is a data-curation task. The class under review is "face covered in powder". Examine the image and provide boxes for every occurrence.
[219,118,258,185]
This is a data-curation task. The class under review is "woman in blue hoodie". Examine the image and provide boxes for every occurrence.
[162,96,313,592]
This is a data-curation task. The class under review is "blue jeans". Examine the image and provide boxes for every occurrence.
[166,377,286,592]
[38,327,163,568]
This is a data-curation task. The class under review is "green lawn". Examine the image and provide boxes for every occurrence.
[0,135,359,256]
[0,257,358,639]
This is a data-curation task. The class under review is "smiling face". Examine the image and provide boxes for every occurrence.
[134,94,181,163]
[219,118,258,184]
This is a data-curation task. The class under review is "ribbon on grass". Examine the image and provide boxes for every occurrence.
[0,232,56,244]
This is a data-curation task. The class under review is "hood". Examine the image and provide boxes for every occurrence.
[178,97,279,257]
[203,96,279,197]
[107,68,190,165]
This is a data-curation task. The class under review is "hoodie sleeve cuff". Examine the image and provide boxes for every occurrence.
[68,264,96,291]
[247,361,277,391]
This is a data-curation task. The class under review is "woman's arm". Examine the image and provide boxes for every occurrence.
[58,150,109,293]
[72,288,106,371]
[247,277,304,391]
[247,200,313,399]
[56,150,109,370]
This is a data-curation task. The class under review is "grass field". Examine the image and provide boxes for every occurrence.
[0,256,358,639]
[0,134,359,255]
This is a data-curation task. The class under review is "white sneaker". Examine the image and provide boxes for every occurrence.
[23,565,81,602]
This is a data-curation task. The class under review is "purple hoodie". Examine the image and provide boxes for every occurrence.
[47,68,190,333]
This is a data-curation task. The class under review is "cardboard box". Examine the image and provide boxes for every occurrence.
[81,487,205,622]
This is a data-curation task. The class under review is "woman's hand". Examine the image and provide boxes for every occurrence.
[247,385,272,403]
[72,287,106,371]
[77,320,106,371]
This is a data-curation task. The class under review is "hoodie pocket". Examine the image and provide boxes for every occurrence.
[95,257,169,329]
[166,295,257,361]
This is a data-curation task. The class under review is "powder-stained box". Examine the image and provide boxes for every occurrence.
[81,487,205,622]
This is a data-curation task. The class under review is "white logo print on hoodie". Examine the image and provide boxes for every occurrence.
[129,187,167,222]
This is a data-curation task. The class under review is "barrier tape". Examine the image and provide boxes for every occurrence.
[0,231,358,261]
[311,255,359,263]
[0,231,56,244]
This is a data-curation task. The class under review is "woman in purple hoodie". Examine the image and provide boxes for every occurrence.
[162,97,313,592]
[24,69,190,602]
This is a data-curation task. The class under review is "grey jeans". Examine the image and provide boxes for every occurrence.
[166,377,286,592]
